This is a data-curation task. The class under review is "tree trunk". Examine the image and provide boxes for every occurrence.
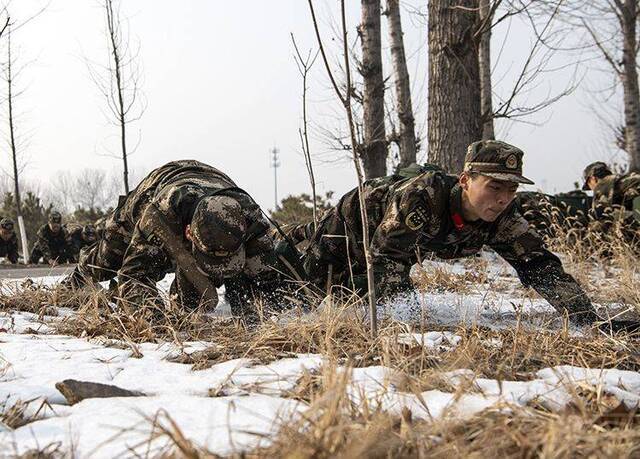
[360,0,387,179]
[386,0,417,168]
[7,27,29,262]
[478,0,494,140]
[106,0,130,194]
[427,0,482,174]
[620,0,640,172]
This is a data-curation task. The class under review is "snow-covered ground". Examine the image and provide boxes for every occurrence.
[1,254,639,457]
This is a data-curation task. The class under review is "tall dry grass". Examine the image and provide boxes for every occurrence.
[2,217,640,457]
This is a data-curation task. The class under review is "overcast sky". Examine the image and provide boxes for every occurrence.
[3,0,626,211]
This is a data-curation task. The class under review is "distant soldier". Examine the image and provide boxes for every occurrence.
[516,190,591,240]
[582,162,640,232]
[29,211,71,265]
[303,140,617,327]
[66,224,98,263]
[65,160,294,314]
[0,218,19,264]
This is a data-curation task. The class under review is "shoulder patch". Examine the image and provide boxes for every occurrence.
[405,205,429,230]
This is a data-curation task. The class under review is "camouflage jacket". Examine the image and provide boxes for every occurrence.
[304,171,594,323]
[115,160,277,289]
[592,173,640,216]
[65,226,93,261]
[0,234,18,263]
[34,224,68,260]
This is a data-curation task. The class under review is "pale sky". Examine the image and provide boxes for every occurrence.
[2,0,625,212]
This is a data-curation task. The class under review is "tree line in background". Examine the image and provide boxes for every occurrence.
[0,0,142,259]
[0,168,121,254]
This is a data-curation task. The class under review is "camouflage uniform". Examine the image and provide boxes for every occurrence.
[29,212,71,264]
[303,141,597,325]
[68,160,285,314]
[0,218,19,264]
[582,162,640,239]
[66,225,98,263]
[517,190,591,239]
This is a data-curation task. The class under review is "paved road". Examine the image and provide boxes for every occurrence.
[0,264,75,279]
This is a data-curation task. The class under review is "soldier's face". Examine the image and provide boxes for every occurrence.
[587,176,599,190]
[49,223,61,233]
[461,174,518,222]
[0,228,12,240]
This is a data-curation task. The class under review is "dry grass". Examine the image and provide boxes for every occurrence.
[3,224,640,457]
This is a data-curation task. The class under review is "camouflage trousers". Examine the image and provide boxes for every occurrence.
[303,205,386,295]
[302,198,413,298]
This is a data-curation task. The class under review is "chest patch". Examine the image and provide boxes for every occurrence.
[405,205,429,230]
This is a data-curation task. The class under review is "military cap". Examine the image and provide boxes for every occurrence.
[48,211,62,224]
[190,195,246,277]
[0,218,14,230]
[464,140,534,185]
[581,161,612,190]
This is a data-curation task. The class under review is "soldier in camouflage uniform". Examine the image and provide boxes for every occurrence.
[66,224,98,263]
[0,218,19,264]
[303,140,602,326]
[65,160,289,314]
[582,162,640,237]
[29,212,71,265]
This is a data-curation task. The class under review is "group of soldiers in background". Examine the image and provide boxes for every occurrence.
[0,211,98,265]
[518,161,640,243]
[1,143,638,331]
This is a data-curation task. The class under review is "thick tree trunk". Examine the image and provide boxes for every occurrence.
[427,0,482,174]
[360,0,387,179]
[386,0,416,168]
[620,0,640,172]
[478,0,494,140]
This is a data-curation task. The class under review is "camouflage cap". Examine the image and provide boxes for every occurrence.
[581,161,612,190]
[48,211,62,224]
[464,140,534,185]
[0,218,14,230]
[190,195,247,277]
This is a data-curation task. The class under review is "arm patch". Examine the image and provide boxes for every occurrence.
[405,205,429,230]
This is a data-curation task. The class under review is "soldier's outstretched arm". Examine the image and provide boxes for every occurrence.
[490,213,597,325]
[117,226,172,308]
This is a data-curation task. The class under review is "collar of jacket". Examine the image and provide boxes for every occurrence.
[449,184,466,231]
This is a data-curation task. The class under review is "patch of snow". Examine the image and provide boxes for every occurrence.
[396,331,461,350]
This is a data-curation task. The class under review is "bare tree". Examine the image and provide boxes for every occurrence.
[385,0,417,167]
[3,23,31,262]
[478,0,495,140]
[359,0,387,179]
[428,0,482,174]
[51,168,120,212]
[87,0,145,194]
[292,35,320,232]
[575,1,640,171]
[309,0,379,337]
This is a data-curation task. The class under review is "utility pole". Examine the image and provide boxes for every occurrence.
[270,146,280,208]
